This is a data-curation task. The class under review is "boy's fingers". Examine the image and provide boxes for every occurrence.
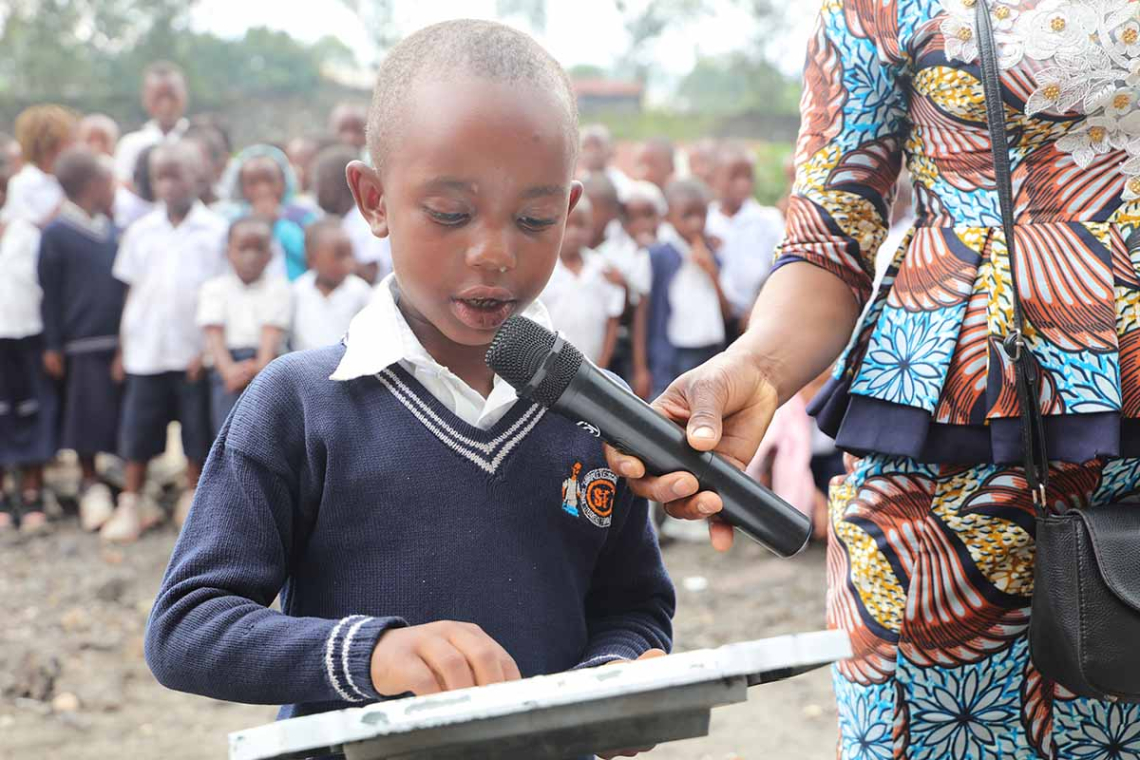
[662,490,722,520]
[449,628,511,686]
[418,638,475,692]
[500,653,522,682]
[603,445,644,479]
[402,658,442,696]
[709,518,735,552]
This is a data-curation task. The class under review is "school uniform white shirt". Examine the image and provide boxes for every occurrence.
[197,271,292,349]
[342,207,392,274]
[113,117,190,183]
[658,224,725,349]
[1,164,62,226]
[331,273,554,430]
[540,250,625,363]
[596,223,652,303]
[113,186,154,230]
[290,270,374,352]
[0,219,43,338]
[705,198,784,319]
[113,202,228,375]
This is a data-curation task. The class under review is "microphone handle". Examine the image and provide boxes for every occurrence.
[554,364,812,558]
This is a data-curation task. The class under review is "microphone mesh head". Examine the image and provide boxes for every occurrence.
[486,315,583,407]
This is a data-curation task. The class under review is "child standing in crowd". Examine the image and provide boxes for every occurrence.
[145,22,673,735]
[578,124,631,196]
[597,180,662,398]
[290,218,373,352]
[580,172,620,251]
[198,216,291,436]
[632,136,674,191]
[313,144,390,283]
[328,102,368,153]
[37,148,126,533]
[219,144,316,280]
[78,114,120,158]
[114,61,190,189]
[647,178,729,398]
[104,141,227,542]
[0,104,76,534]
[705,143,783,331]
[539,196,624,367]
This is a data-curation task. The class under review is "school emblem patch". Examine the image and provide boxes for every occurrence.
[560,461,616,528]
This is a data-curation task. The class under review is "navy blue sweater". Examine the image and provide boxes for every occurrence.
[37,214,125,355]
[144,347,674,722]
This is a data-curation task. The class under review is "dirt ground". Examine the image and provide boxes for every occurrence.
[1,494,837,760]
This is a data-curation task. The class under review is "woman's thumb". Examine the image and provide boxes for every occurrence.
[684,371,729,450]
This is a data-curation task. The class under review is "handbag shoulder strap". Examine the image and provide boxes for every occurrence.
[974,2,1050,510]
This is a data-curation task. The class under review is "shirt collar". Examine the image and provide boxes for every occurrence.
[58,201,112,240]
[144,117,190,139]
[657,222,691,257]
[155,200,210,231]
[330,272,553,382]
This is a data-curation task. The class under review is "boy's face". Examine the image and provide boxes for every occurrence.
[80,124,116,157]
[561,203,592,260]
[633,144,673,189]
[585,192,617,246]
[240,157,285,215]
[287,138,318,192]
[350,75,581,350]
[151,153,197,216]
[579,135,610,173]
[668,195,708,244]
[310,228,356,289]
[334,113,367,150]
[622,199,660,248]
[90,169,116,217]
[144,75,187,131]
[716,156,755,213]
[229,223,273,284]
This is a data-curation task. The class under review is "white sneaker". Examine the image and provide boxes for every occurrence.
[173,488,195,528]
[79,483,115,532]
[100,493,142,544]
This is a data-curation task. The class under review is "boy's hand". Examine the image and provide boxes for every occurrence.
[370,621,521,697]
[222,361,257,393]
[111,352,125,384]
[691,239,718,279]
[597,649,667,759]
[186,356,204,383]
[42,350,64,379]
[603,266,627,289]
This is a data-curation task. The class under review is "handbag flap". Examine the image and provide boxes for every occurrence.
[1075,507,1140,612]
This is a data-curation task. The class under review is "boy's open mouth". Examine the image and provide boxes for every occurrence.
[451,288,518,331]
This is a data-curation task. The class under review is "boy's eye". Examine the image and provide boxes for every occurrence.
[517,216,557,232]
[424,207,469,226]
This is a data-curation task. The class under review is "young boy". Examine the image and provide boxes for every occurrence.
[632,136,674,191]
[596,180,663,398]
[704,143,784,330]
[580,171,620,250]
[198,216,290,437]
[37,148,126,533]
[145,21,674,746]
[646,178,730,398]
[104,141,228,542]
[290,218,373,352]
[312,144,391,284]
[539,196,624,367]
[578,123,631,196]
[114,61,190,189]
[0,104,76,533]
[78,114,120,158]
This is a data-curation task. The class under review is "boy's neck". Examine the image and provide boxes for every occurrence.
[315,276,343,296]
[720,198,744,217]
[74,197,102,218]
[560,249,584,274]
[397,299,496,397]
[166,203,193,226]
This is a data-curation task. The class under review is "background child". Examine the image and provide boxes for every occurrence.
[705,142,784,332]
[37,147,126,533]
[597,180,662,398]
[580,171,620,250]
[197,215,291,436]
[145,23,672,740]
[290,218,372,352]
[78,114,120,157]
[312,144,390,284]
[105,141,227,542]
[632,136,675,191]
[647,177,729,398]
[539,196,624,367]
[578,123,631,196]
[0,104,76,534]
[327,102,368,152]
[114,61,190,189]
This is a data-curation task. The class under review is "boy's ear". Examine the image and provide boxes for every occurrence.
[346,160,389,238]
[567,180,584,214]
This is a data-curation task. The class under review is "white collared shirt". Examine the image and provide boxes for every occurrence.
[197,271,292,349]
[596,222,652,303]
[658,224,725,349]
[0,218,43,338]
[290,270,374,352]
[113,117,190,183]
[705,198,784,318]
[330,274,553,430]
[540,250,625,363]
[342,208,392,274]
[113,202,228,374]
[1,164,62,226]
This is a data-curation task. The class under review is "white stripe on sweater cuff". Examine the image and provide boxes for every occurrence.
[324,615,407,703]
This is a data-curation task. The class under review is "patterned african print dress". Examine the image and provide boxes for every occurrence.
[778,1,1140,758]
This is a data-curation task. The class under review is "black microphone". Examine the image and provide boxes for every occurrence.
[486,315,812,558]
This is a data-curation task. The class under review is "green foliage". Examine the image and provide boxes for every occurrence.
[587,109,718,142]
[751,141,793,206]
[676,53,799,116]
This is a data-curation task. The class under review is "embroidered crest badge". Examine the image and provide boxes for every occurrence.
[560,462,617,528]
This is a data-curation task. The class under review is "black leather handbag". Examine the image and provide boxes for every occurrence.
[975,2,1140,702]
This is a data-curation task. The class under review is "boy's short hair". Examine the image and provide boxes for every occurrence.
[580,124,612,147]
[14,104,78,169]
[304,216,346,254]
[54,147,109,201]
[149,140,202,177]
[313,145,358,216]
[228,214,275,243]
[144,60,186,85]
[715,141,755,169]
[581,171,619,208]
[664,177,712,207]
[366,19,578,173]
[619,180,667,216]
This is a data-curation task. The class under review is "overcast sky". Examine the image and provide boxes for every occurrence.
[190,0,815,82]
